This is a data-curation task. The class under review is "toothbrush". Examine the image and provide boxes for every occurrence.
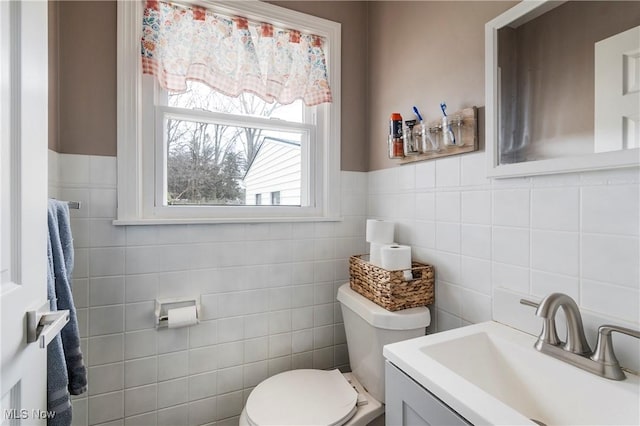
[413,106,424,122]
[440,101,456,145]
[440,102,447,117]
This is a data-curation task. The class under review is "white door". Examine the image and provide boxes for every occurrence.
[594,25,640,153]
[1,0,50,424]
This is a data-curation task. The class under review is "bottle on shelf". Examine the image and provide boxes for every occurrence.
[389,113,404,159]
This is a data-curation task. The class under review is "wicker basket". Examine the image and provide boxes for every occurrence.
[348,255,435,311]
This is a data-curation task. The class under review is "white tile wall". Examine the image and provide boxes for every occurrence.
[51,150,640,425]
[368,151,640,372]
[50,152,367,426]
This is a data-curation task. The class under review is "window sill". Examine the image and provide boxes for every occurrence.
[112,216,343,226]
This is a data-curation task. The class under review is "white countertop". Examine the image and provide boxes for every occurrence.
[383,321,640,426]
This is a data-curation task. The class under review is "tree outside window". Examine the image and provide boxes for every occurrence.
[166,81,303,206]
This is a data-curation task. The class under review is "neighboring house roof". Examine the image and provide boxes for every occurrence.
[242,136,301,180]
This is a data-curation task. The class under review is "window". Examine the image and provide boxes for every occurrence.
[116,1,341,224]
[161,84,310,208]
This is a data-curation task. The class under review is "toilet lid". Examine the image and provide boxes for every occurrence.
[245,369,358,426]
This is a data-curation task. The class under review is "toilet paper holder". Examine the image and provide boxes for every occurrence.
[155,297,201,328]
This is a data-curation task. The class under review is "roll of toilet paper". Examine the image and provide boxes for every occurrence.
[365,219,395,244]
[167,305,198,328]
[380,244,413,280]
[369,242,386,267]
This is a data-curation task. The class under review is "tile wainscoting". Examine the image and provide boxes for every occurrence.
[49,149,639,425]
[367,152,639,372]
[49,151,368,426]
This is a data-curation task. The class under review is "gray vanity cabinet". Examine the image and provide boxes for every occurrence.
[385,361,471,426]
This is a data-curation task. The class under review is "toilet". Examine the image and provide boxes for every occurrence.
[239,283,431,426]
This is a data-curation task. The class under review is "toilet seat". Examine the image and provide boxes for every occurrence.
[245,369,358,426]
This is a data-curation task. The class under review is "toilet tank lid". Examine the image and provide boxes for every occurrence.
[337,283,431,330]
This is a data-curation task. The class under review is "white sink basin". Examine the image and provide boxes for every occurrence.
[383,321,640,425]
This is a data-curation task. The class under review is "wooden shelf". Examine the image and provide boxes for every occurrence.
[399,107,478,165]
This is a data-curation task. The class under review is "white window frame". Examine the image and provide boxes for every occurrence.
[116,0,341,224]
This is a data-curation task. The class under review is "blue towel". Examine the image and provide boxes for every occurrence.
[47,200,87,425]
[47,236,72,426]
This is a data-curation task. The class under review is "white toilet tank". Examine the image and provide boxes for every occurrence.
[337,283,430,403]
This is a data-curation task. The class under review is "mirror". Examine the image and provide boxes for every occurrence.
[486,1,640,178]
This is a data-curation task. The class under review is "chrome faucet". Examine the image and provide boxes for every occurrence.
[533,293,591,355]
[521,293,640,380]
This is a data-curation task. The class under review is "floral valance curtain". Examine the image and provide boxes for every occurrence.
[141,0,333,106]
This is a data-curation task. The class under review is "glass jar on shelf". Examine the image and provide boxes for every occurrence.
[403,120,419,156]
[442,115,464,147]
[418,124,442,153]
[413,122,426,153]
